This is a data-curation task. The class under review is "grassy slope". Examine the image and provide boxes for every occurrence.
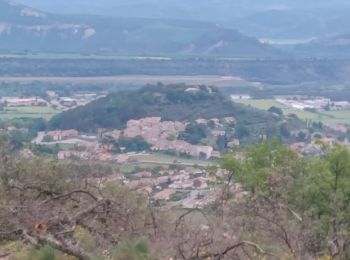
[0,106,59,120]
[131,153,213,167]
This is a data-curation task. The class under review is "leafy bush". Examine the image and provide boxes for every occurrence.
[29,245,56,260]
[115,136,151,153]
[42,135,54,142]
[170,192,185,202]
[268,106,283,115]
[112,238,150,260]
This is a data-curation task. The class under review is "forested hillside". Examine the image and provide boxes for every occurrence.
[48,84,280,132]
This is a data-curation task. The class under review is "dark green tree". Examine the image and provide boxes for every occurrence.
[235,124,250,139]
[268,106,283,116]
[179,123,208,145]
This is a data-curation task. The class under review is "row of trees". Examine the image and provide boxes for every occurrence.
[101,135,151,153]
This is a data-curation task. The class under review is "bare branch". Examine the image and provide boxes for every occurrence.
[40,190,99,205]
[72,199,109,221]
[175,208,210,231]
[191,240,278,260]
[23,230,93,260]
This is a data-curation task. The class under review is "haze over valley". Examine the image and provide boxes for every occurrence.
[1,1,350,259]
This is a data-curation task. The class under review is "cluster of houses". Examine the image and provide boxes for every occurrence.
[30,115,350,209]
[231,94,251,100]
[98,116,238,159]
[35,120,350,162]
[28,125,350,209]
[289,134,350,156]
[86,166,246,209]
[46,129,79,141]
[0,97,47,107]
[124,167,220,208]
[33,115,242,163]
[27,117,350,208]
[276,96,350,111]
[0,91,105,111]
[47,91,105,110]
[122,117,215,159]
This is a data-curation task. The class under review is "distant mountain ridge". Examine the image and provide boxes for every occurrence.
[289,33,350,58]
[234,8,350,41]
[0,0,279,57]
[16,0,350,42]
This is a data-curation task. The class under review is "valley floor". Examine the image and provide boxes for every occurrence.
[0,75,256,87]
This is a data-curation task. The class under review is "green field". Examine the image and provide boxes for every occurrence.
[131,153,214,167]
[320,111,350,125]
[0,51,257,61]
[236,99,285,110]
[237,99,350,125]
[42,143,75,150]
[0,106,59,120]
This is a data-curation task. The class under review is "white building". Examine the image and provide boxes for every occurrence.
[231,95,251,100]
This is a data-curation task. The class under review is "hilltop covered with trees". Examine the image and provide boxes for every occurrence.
[49,84,300,145]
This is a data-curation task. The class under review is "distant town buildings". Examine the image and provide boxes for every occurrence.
[1,97,47,107]
[0,91,105,113]
[276,96,350,111]
[231,94,251,100]
[46,129,79,141]
[123,117,214,159]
